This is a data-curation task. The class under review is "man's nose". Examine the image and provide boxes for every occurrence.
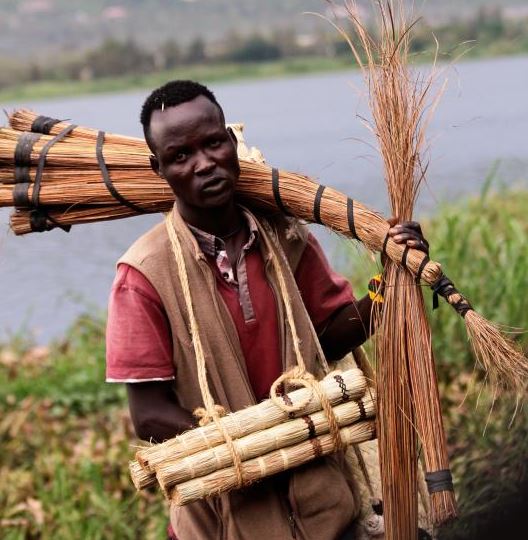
[194,150,215,175]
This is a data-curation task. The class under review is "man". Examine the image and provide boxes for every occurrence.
[106,80,429,540]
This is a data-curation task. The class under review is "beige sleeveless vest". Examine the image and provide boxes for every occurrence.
[119,206,359,540]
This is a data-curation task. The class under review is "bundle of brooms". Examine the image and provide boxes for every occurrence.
[128,368,376,505]
[1,1,527,534]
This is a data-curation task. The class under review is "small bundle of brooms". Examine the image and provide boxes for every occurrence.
[128,368,376,505]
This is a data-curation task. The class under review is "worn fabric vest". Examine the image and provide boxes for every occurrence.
[119,206,360,540]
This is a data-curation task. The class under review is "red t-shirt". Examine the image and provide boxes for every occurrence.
[106,232,355,402]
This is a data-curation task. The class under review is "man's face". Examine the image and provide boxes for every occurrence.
[148,95,240,210]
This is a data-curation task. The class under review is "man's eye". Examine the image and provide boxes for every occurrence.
[208,139,222,148]
[174,151,188,163]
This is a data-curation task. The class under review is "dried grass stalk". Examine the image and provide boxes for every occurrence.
[129,459,157,490]
[170,420,376,506]
[2,108,527,396]
[133,368,367,477]
[157,393,376,491]
[336,0,457,533]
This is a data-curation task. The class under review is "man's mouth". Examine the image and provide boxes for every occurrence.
[201,177,228,193]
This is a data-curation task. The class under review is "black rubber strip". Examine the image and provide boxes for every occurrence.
[13,183,31,207]
[14,132,41,185]
[14,132,41,166]
[346,198,358,240]
[271,167,292,216]
[415,255,430,284]
[29,208,71,233]
[401,245,410,271]
[96,131,146,213]
[32,124,77,207]
[425,469,454,494]
[313,184,326,224]
[382,232,390,259]
[31,115,62,135]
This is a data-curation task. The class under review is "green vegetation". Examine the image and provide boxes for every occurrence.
[1,187,527,538]
[0,316,168,539]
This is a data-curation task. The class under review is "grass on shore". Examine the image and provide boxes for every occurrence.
[1,41,528,104]
[0,56,351,103]
[0,187,527,539]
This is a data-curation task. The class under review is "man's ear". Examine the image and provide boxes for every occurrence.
[227,127,238,149]
[149,154,163,177]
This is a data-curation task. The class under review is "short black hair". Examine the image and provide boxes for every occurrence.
[140,80,222,143]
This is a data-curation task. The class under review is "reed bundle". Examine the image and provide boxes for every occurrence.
[157,393,375,493]
[171,420,376,506]
[337,0,455,534]
[132,367,367,480]
[1,108,526,395]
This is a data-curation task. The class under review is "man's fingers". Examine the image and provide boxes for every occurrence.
[389,220,422,235]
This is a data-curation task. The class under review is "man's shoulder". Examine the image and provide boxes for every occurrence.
[118,220,170,268]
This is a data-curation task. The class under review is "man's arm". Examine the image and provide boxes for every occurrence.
[127,381,196,442]
[318,296,374,361]
[319,220,430,361]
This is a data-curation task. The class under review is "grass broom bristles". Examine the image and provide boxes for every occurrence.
[156,393,376,491]
[134,368,367,476]
[335,0,458,532]
[169,420,376,506]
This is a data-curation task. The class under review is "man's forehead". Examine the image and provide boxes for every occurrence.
[150,96,223,134]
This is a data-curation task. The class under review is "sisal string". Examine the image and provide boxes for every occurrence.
[260,220,344,453]
[165,210,245,488]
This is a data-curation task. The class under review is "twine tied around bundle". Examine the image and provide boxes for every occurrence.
[165,211,246,489]
[166,209,347,492]
[261,219,344,454]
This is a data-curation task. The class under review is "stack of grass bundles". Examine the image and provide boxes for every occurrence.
[1,110,525,393]
[128,368,375,504]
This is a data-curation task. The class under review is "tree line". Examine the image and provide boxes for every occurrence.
[0,7,527,91]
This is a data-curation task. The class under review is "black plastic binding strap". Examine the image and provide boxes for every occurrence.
[431,274,473,315]
[29,208,71,233]
[425,469,454,494]
[31,115,62,135]
[13,183,31,207]
[346,198,359,240]
[96,131,146,213]
[271,167,292,216]
[14,132,41,186]
[381,232,390,259]
[415,255,430,284]
[313,184,326,224]
[32,124,77,207]
[401,245,410,271]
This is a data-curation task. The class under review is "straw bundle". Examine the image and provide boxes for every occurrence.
[336,0,456,533]
[1,108,526,395]
[132,367,367,482]
[156,393,376,492]
[171,420,377,506]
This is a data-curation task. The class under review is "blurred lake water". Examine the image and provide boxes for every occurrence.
[1,55,527,342]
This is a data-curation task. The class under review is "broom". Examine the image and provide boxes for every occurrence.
[329,0,456,533]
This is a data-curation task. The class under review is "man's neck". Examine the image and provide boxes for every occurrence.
[177,199,243,238]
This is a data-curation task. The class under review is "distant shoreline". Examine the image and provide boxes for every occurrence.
[1,48,527,104]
